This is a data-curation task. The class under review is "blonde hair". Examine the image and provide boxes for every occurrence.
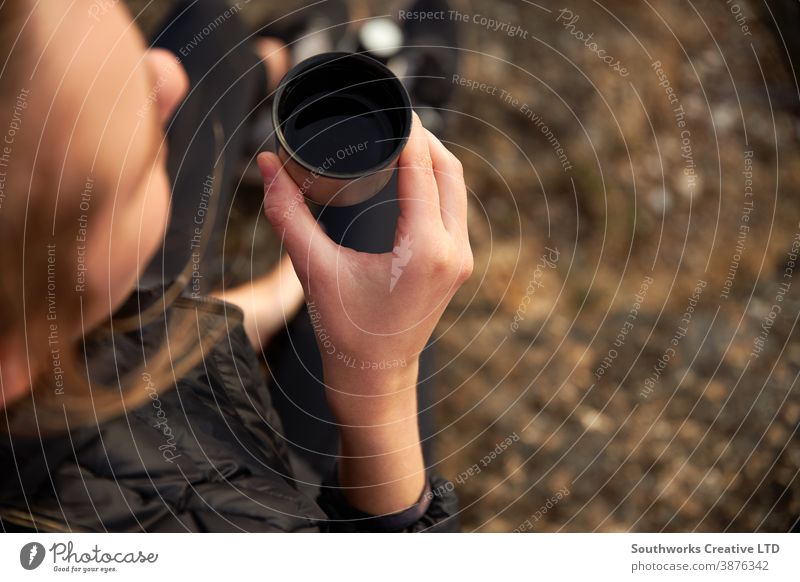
[0,0,228,434]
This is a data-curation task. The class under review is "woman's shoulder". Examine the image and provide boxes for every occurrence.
[0,288,316,532]
[0,354,320,532]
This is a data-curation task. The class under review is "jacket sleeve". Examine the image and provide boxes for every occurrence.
[315,472,460,532]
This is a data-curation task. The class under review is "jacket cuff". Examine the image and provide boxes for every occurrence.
[318,467,434,532]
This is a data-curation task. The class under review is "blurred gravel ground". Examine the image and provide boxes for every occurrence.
[126,0,800,532]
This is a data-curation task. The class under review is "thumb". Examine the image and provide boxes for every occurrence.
[258,152,334,283]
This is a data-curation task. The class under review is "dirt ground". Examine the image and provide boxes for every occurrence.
[126,0,800,531]
[433,0,800,532]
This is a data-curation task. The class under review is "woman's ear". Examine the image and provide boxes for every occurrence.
[0,344,32,409]
[144,49,189,124]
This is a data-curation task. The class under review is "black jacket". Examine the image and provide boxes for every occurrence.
[0,295,458,532]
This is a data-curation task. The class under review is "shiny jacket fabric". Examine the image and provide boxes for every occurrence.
[0,295,458,532]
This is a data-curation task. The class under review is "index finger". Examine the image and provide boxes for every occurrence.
[395,113,443,233]
[424,128,467,238]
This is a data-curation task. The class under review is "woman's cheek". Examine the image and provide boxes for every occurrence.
[86,166,171,319]
[140,166,171,263]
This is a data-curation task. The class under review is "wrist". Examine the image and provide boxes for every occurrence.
[322,357,426,514]
[322,357,420,425]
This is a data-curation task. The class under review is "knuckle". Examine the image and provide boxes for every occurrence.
[421,239,451,273]
[447,238,473,283]
[422,239,462,279]
[459,252,474,282]
[432,251,451,273]
[263,203,287,227]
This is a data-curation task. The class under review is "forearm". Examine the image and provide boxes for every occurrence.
[212,256,303,348]
[323,359,426,516]
[213,283,270,348]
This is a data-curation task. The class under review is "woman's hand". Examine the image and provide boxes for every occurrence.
[257,114,472,515]
[258,114,472,377]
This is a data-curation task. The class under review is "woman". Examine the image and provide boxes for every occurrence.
[0,0,471,532]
